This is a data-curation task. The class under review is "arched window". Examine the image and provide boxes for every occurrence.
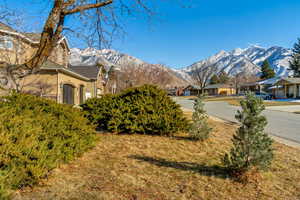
[0,36,13,50]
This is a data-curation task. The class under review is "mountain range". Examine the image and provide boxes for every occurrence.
[70,48,189,87]
[70,45,293,86]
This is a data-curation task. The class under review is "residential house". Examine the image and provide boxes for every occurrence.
[0,22,106,105]
[183,84,236,96]
[239,82,261,94]
[183,85,201,96]
[272,77,300,99]
[204,84,236,96]
[239,77,280,94]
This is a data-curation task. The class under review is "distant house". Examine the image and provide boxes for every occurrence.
[0,22,107,105]
[239,82,261,94]
[204,84,236,96]
[239,77,281,94]
[272,77,300,99]
[183,85,201,96]
[183,84,236,96]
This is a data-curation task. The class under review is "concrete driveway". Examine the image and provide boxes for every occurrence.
[175,98,300,145]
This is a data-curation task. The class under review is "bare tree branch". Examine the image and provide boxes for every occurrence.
[63,0,113,15]
[190,64,218,94]
[0,0,189,91]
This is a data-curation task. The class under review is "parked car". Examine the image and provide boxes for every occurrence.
[255,92,272,100]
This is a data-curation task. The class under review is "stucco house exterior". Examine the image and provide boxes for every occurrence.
[183,84,236,96]
[204,84,236,96]
[272,77,300,99]
[0,22,105,105]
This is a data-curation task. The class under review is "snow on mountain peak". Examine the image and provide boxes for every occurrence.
[215,50,229,59]
[69,45,293,86]
[231,48,244,56]
[180,45,293,81]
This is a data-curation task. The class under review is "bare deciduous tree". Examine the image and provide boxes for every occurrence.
[190,64,218,94]
[229,72,259,94]
[107,63,175,93]
[0,0,160,91]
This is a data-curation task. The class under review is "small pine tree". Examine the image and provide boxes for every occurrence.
[189,95,212,141]
[260,60,275,80]
[289,38,300,77]
[223,93,273,174]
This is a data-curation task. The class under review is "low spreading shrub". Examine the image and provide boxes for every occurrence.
[0,93,97,198]
[82,85,189,135]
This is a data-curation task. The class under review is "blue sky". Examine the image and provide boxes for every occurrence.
[3,0,300,69]
[111,0,300,68]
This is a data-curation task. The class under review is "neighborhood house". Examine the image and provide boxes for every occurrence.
[183,84,236,96]
[239,77,280,95]
[239,77,300,99]
[204,84,236,96]
[272,77,300,99]
[0,23,105,105]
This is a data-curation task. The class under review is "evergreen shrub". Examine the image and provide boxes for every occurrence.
[189,95,211,141]
[82,85,189,135]
[222,93,273,178]
[0,93,96,198]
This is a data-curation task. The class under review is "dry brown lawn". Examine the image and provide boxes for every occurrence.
[13,112,300,200]
[203,96,300,107]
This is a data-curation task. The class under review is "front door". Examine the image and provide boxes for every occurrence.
[63,84,75,105]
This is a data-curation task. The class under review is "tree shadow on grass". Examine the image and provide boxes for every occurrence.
[171,136,199,141]
[129,155,231,179]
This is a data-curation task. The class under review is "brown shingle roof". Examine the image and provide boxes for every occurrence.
[68,65,100,80]
[41,61,92,81]
[0,22,61,43]
[22,33,41,42]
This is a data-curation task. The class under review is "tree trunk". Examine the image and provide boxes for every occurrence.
[25,0,65,71]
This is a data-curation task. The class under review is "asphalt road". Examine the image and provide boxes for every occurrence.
[175,98,300,144]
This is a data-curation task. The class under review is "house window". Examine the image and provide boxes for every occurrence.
[79,85,84,104]
[0,36,13,50]
[63,84,75,105]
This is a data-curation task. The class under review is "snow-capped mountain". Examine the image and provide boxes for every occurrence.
[70,48,144,68]
[70,45,293,87]
[70,48,188,87]
[181,45,292,79]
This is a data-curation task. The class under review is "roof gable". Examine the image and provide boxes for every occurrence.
[0,22,70,50]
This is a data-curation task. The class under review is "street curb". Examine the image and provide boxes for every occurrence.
[182,108,300,149]
[209,115,300,149]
